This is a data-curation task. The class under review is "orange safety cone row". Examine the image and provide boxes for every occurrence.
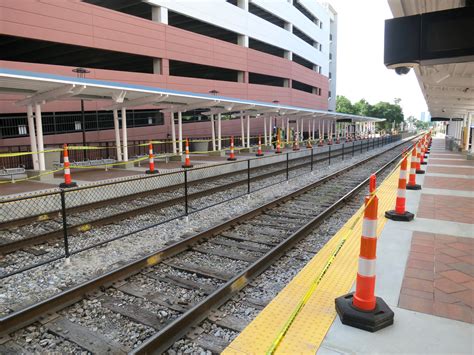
[415,141,425,174]
[59,144,77,188]
[336,174,394,332]
[385,154,414,221]
[227,136,237,161]
[293,132,300,151]
[275,135,282,154]
[182,138,194,168]
[318,137,324,146]
[256,135,264,157]
[306,139,313,149]
[145,141,158,174]
[406,146,421,190]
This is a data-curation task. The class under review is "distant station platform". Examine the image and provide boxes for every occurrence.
[0,139,367,198]
[224,134,473,354]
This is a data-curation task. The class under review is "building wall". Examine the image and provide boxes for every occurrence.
[0,0,336,146]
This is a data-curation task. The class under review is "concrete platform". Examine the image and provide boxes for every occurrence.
[0,138,380,199]
[224,134,473,355]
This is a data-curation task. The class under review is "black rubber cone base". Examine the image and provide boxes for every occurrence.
[406,183,422,190]
[421,162,427,165]
[227,157,237,161]
[416,169,425,174]
[256,153,264,157]
[335,293,394,332]
[182,164,193,168]
[59,182,77,189]
[385,209,414,222]
[146,170,158,174]
[275,150,282,154]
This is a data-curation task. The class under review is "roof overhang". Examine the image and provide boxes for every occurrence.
[385,1,474,121]
[0,68,385,123]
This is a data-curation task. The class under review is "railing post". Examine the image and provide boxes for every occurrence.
[352,141,355,157]
[342,143,345,161]
[328,145,331,165]
[286,153,289,181]
[60,189,71,264]
[184,169,189,218]
[310,147,314,171]
[247,159,251,195]
[361,140,363,154]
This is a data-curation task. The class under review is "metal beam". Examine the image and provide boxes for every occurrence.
[16,84,85,106]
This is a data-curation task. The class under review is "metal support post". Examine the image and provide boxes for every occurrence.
[342,143,345,160]
[247,159,251,195]
[310,148,314,171]
[352,141,355,157]
[184,170,189,218]
[286,153,289,182]
[329,145,331,165]
[60,190,70,263]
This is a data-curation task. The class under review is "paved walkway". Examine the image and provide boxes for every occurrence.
[319,135,473,354]
[223,134,473,355]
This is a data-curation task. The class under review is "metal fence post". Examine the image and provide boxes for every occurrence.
[286,153,289,181]
[184,170,189,218]
[328,145,331,165]
[352,141,355,157]
[342,143,345,160]
[360,140,363,154]
[367,138,370,152]
[247,159,251,195]
[60,189,71,263]
[310,147,314,171]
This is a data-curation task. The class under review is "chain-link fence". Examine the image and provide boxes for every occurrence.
[0,135,400,278]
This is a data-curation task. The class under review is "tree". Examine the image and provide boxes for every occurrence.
[336,95,356,114]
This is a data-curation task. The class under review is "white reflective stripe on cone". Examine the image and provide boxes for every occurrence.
[64,157,69,163]
[410,168,416,174]
[64,168,70,175]
[397,188,406,198]
[362,219,377,238]
[358,257,376,277]
[150,158,154,163]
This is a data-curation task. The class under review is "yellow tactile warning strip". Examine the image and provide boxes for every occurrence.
[223,157,404,355]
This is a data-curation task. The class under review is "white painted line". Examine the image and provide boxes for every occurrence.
[429,158,467,161]
[422,188,474,198]
[428,164,474,169]
[426,172,474,179]
[405,218,474,239]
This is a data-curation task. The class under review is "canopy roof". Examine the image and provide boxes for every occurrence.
[0,68,385,122]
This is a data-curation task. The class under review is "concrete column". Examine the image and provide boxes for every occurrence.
[218,113,222,150]
[113,109,122,161]
[238,35,249,47]
[246,115,251,148]
[237,0,249,10]
[296,118,299,139]
[268,116,272,146]
[240,111,245,147]
[153,59,162,75]
[211,114,216,151]
[171,112,177,154]
[34,103,45,171]
[284,51,293,61]
[121,107,128,161]
[178,111,183,155]
[152,6,168,24]
[27,104,39,171]
[262,117,266,144]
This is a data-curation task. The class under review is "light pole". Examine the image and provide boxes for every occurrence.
[72,67,90,160]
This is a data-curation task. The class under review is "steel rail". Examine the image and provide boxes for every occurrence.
[0,135,414,337]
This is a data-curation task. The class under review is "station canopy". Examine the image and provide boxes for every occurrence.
[0,68,385,123]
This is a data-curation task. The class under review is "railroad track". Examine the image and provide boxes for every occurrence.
[0,136,417,354]
[0,144,357,276]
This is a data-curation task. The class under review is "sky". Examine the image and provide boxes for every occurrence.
[327,0,428,119]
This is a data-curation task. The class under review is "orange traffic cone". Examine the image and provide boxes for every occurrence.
[275,135,282,154]
[227,136,237,161]
[406,146,421,190]
[306,139,313,149]
[336,174,394,332]
[256,135,264,157]
[415,141,425,174]
[293,132,300,151]
[182,138,193,168]
[385,155,414,221]
[59,144,77,188]
[146,141,158,174]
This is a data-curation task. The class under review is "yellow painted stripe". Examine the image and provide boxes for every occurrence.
[223,157,402,355]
